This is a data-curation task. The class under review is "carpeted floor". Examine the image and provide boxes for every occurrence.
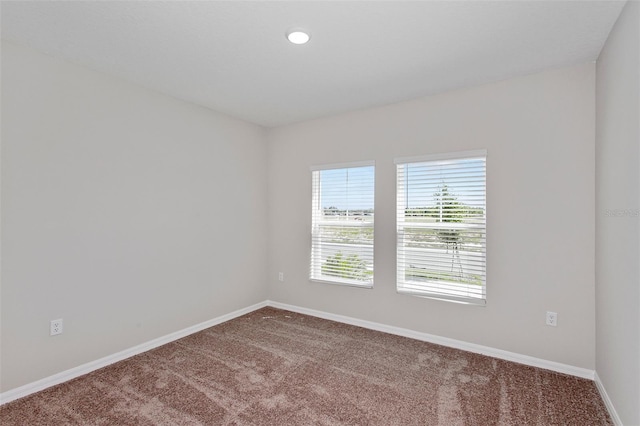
[1,307,611,425]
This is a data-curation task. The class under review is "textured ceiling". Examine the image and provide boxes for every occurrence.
[1,1,626,127]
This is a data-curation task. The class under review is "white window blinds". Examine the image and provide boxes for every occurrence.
[396,151,486,304]
[310,162,374,287]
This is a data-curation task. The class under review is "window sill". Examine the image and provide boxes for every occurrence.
[397,288,486,306]
[309,278,373,289]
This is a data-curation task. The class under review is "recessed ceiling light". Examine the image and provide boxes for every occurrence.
[286,29,310,45]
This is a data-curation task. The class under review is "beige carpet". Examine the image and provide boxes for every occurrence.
[1,307,611,425]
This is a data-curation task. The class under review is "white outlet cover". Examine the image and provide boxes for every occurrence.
[50,318,63,335]
[545,312,558,326]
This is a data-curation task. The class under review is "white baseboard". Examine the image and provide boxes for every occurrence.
[0,299,598,406]
[0,301,268,405]
[266,300,596,380]
[594,372,623,425]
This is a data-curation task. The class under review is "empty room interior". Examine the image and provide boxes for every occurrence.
[1,1,639,425]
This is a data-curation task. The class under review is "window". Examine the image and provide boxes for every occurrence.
[310,162,375,287]
[396,151,486,304]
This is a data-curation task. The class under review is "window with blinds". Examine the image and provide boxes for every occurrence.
[310,162,374,287]
[396,151,486,304]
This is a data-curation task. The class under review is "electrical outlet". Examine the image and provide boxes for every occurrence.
[546,311,557,327]
[278,272,284,282]
[50,319,63,336]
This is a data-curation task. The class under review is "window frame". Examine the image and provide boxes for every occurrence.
[395,150,487,305]
[310,161,375,288]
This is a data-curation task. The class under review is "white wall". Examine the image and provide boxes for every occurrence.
[1,33,615,400]
[0,41,268,392]
[267,64,596,369]
[595,0,640,424]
